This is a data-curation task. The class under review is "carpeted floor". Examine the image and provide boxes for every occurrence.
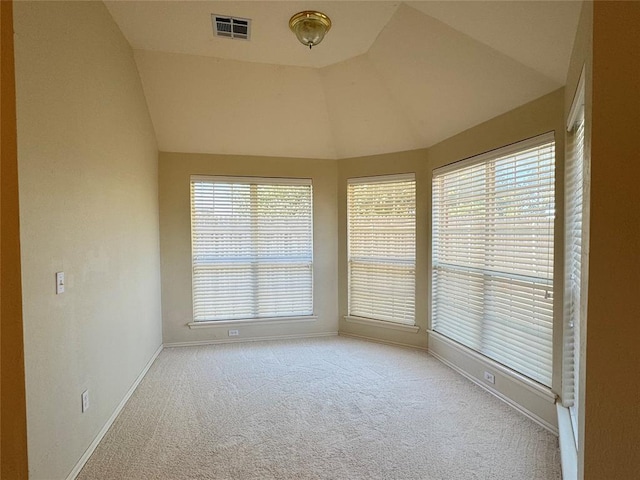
[78,336,561,479]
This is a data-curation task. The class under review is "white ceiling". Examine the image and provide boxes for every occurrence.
[105,1,582,159]
[106,1,401,69]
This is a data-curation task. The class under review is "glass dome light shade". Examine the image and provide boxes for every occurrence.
[289,11,332,49]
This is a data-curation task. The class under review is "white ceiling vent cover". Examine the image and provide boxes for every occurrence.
[212,15,251,40]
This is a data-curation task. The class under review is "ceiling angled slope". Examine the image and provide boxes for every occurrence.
[319,54,424,159]
[365,3,562,149]
[106,1,581,159]
[407,0,582,85]
[134,50,337,159]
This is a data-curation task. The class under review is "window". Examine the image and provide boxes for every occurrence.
[563,70,587,445]
[432,134,555,386]
[190,176,313,321]
[347,174,416,325]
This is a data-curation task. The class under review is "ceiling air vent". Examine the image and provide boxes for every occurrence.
[212,15,251,40]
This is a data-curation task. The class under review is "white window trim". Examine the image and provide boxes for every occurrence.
[566,68,586,130]
[558,65,587,480]
[557,403,578,480]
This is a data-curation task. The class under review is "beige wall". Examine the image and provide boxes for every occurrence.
[159,90,568,428]
[337,90,565,425]
[1,1,29,477]
[337,149,429,349]
[340,95,564,321]
[582,2,640,479]
[338,89,564,429]
[426,88,565,430]
[14,2,162,479]
[11,2,639,478]
[159,153,338,344]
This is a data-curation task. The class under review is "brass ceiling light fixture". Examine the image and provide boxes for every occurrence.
[289,11,332,49]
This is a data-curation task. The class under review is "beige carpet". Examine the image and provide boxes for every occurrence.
[78,336,561,479]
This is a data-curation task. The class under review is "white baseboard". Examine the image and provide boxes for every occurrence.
[338,332,428,351]
[164,331,338,348]
[65,343,164,480]
[429,348,558,434]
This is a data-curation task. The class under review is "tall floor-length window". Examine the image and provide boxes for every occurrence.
[432,134,555,386]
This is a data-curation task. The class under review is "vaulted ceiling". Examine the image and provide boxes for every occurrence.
[105,1,582,160]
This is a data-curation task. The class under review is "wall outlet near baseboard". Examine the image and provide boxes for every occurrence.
[483,371,496,384]
[228,329,239,337]
[81,390,90,412]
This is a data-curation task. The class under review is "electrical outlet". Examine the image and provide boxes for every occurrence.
[81,390,89,413]
[228,329,239,337]
[483,371,495,384]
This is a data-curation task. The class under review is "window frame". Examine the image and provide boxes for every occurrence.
[189,175,314,323]
[431,132,556,387]
[346,173,417,326]
[563,67,588,447]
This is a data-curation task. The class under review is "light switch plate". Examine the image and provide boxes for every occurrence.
[56,272,65,294]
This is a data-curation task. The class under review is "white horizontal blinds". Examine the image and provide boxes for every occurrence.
[563,114,584,409]
[564,76,587,449]
[348,174,416,325]
[191,177,313,321]
[432,133,555,386]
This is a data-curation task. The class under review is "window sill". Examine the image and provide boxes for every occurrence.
[556,404,578,480]
[188,315,318,329]
[344,315,420,333]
